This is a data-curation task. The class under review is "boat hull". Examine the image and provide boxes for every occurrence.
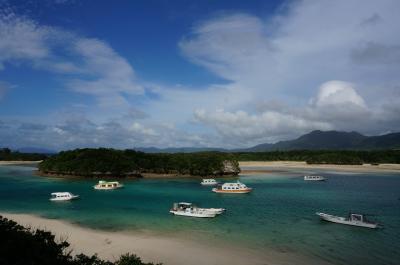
[212,188,252,194]
[93,185,123,190]
[50,195,79,201]
[316,212,378,229]
[201,208,225,214]
[169,210,216,218]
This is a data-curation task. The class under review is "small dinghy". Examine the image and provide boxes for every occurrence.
[316,212,379,229]
[50,192,79,201]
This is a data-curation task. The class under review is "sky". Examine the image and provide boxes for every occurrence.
[0,0,400,151]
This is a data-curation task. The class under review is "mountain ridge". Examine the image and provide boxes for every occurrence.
[136,130,400,153]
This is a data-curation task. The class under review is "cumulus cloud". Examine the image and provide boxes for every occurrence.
[194,108,331,144]
[175,0,400,145]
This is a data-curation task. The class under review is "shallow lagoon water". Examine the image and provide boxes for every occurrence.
[0,165,399,265]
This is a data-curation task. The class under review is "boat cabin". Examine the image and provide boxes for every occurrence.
[51,192,73,199]
[97,181,120,188]
[350,214,365,222]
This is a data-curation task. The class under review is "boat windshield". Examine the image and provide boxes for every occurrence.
[351,214,363,222]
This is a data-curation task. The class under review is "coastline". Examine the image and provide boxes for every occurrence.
[0,212,332,265]
[239,161,400,173]
[0,160,41,165]
[36,170,238,180]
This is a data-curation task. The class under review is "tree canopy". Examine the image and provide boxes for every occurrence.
[38,148,240,177]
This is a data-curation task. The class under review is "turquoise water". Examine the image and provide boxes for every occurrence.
[1,165,399,265]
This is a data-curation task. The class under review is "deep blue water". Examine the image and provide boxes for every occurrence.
[0,164,399,265]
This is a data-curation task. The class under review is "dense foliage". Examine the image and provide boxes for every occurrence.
[0,148,47,161]
[39,148,240,177]
[0,216,160,265]
[233,150,400,164]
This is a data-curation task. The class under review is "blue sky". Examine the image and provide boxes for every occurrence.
[0,0,400,150]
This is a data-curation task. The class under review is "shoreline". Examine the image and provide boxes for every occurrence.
[0,212,332,265]
[239,161,400,173]
[36,170,239,180]
[0,160,41,165]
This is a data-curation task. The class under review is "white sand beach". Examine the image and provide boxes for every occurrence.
[1,212,333,265]
[0,161,41,165]
[239,161,400,174]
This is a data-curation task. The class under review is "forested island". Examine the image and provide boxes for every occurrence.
[0,148,47,161]
[38,148,240,178]
[3,147,397,178]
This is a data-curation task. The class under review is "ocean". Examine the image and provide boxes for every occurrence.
[0,164,399,265]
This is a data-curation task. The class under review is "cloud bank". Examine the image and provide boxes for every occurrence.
[1,0,400,150]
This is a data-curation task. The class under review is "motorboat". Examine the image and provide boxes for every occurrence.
[50,192,79,201]
[212,181,252,194]
[200,178,218,185]
[304,175,326,181]
[169,202,224,218]
[316,212,379,229]
[94,180,123,190]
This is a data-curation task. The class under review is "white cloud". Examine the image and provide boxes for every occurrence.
[312,81,366,108]
[1,1,400,149]
[129,122,158,136]
[194,107,331,144]
[0,11,142,109]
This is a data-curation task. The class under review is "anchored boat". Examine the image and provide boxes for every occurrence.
[304,175,326,181]
[212,181,252,194]
[169,202,224,218]
[94,180,124,190]
[50,192,79,201]
[316,212,379,229]
[200,178,218,185]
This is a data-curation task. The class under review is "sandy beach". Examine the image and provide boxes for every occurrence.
[0,160,41,165]
[0,212,334,265]
[239,161,400,174]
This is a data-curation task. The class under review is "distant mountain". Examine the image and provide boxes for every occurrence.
[17,147,56,154]
[135,130,400,153]
[244,130,400,151]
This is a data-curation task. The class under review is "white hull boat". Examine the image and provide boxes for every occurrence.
[50,192,79,201]
[304,175,326,181]
[212,181,252,194]
[94,180,124,190]
[316,212,379,229]
[169,209,216,218]
[170,202,222,218]
[200,178,218,185]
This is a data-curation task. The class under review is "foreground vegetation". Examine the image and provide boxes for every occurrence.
[234,150,400,165]
[39,148,240,177]
[0,148,47,161]
[0,216,160,265]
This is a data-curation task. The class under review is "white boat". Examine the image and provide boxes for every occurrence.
[304,175,326,181]
[50,192,79,201]
[94,180,124,190]
[200,178,218,185]
[212,181,252,194]
[316,212,379,229]
[169,202,222,218]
